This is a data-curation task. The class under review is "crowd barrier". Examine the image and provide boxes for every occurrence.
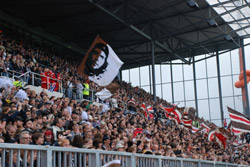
[0,68,96,100]
[0,144,246,167]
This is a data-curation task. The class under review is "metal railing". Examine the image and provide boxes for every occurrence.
[1,67,97,100]
[1,68,63,92]
[0,144,246,167]
[30,71,63,93]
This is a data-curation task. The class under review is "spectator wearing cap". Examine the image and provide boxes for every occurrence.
[24,119,33,133]
[116,142,125,152]
[13,116,24,132]
[44,101,52,111]
[102,135,111,150]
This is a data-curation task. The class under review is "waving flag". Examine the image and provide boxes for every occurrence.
[165,112,171,119]
[192,126,199,133]
[49,84,56,92]
[140,103,149,120]
[77,36,123,86]
[208,130,215,142]
[214,128,230,149]
[201,122,211,133]
[147,106,154,113]
[140,103,146,111]
[182,115,192,129]
[159,104,175,114]
[228,107,250,135]
[128,98,136,104]
[172,109,182,124]
[149,113,154,120]
[95,88,112,101]
[133,128,143,138]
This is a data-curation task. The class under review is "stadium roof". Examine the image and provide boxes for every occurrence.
[0,0,250,69]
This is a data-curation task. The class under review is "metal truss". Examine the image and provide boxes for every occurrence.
[89,0,190,64]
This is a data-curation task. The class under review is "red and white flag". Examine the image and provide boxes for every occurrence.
[214,127,230,149]
[201,122,211,133]
[228,107,250,135]
[159,104,175,114]
[208,130,215,142]
[147,106,154,113]
[140,102,146,111]
[77,36,123,86]
[133,128,143,138]
[172,109,182,124]
[182,115,192,129]
[129,98,136,104]
[165,112,171,119]
[192,126,199,133]
[149,113,154,120]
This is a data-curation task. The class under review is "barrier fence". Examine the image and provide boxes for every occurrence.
[0,144,246,167]
[1,68,96,100]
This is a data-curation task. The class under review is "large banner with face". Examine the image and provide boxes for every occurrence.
[77,36,123,86]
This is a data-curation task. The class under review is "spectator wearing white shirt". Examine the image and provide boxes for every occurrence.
[81,109,88,121]
[76,80,83,99]
[67,77,73,99]
[52,118,65,141]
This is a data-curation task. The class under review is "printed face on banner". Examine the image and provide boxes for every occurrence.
[85,43,109,80]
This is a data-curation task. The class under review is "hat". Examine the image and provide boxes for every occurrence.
[88,115,93,121]
[37,103,44,109]
[72,111,78,115]
[14,116,23,122]
[35,99,41,103]
[103,135,110,141]
[45,102,51,105]
[116,143,124,149]
[143,150,153,154]
[25,119,32,124]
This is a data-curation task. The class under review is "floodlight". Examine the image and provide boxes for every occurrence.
[224,34,233,41]
[207,19,218,28]
[187,0,199,9]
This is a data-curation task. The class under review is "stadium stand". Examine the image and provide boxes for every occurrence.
[0,29,250,167]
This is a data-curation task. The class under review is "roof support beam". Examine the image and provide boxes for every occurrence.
[89,0,189,64]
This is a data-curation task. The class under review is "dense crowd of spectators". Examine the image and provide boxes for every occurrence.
[0,31,250,166]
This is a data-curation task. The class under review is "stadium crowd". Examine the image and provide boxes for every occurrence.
[0,31,250,166]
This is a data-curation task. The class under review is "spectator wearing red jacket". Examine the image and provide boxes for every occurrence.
[51,66,58,91]
[41,68,52,89]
